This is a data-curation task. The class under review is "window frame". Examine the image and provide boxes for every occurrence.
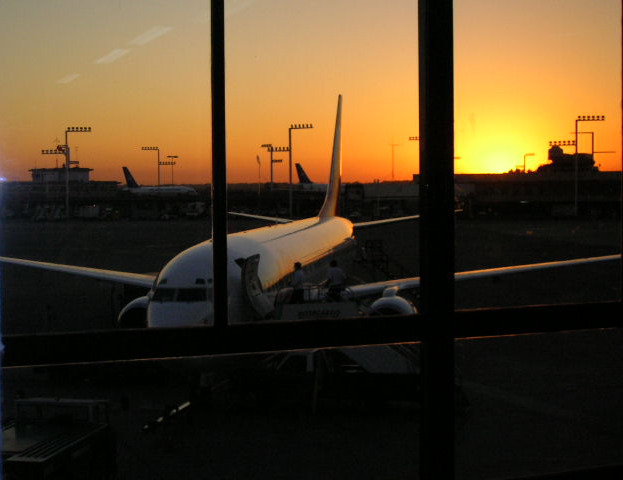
[2,1,622,479]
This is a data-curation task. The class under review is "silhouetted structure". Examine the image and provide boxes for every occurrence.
[537,145,597,173]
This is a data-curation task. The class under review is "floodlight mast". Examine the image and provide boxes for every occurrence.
[164,155,178,184]
[262,144,287,190]
[261,144,274,189]
[409,136,420,173]
[288,123,313,217]
[141,146,160,186]
[64,126,92,218]
[389,140,401,180]
[41,145,67,169]
[574,115,605,215]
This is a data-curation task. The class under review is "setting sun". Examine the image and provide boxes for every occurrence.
[0,0,620,184]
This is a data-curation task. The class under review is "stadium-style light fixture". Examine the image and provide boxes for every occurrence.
[41,145,68,169]
[63,126,92,217]
[549,140,575,147]
[162,155,178,184]
[66,126,92,133]
[261,143,289,189]
[288,123,313,217]
[574,114,605,215]
[141,146,161,186]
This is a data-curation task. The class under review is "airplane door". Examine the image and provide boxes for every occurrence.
[241,254,274,319]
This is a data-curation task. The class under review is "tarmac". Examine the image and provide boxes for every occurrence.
[2,217,622,478]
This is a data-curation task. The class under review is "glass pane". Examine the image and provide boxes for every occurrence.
[455,329,623,478]
[454,0,621,310]
[1,1,423,478]
[454,1,623,478]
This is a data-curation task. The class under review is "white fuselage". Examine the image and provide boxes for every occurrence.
[147,216,355,327]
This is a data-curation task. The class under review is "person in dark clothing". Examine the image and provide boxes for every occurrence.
[325,259,346,301]
[290,262,305,303]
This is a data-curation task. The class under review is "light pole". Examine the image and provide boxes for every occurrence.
[256,155,261,196]
[523,153,534,173]
[64,126,91,218]
[571,131,595,157]
[288,123,313,217]
[574,115,605,214]
[41,145,67,169]
[141,146,160,186]
[163,155,178,184]
[262,144,287,190]
[389,140,401,180]
[409,136,420,177]
[261,144,273,189]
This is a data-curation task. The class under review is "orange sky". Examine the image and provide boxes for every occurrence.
[0,0,620,184]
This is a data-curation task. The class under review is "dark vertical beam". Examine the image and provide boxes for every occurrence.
[211,0,228,327]
[418,0,455,478]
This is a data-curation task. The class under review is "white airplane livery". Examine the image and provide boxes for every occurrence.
[0,95,619,335]
[122,166,197,196]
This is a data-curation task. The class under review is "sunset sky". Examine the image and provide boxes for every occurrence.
[0,0,620,184]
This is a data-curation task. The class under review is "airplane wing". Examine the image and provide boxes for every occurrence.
[353,214,420,229]
[228,212,292,223]
[353,210,463,229]
[228,212,422,227]
[347,254,620,298]
[0,256,156,288]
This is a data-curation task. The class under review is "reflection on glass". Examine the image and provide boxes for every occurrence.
[1,2,424,477]
[454,0,621,310]
[453,2,623,479]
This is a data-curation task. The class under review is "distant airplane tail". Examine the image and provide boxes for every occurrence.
[295,163,314,184]
[122,167,140,188]
[318,95,342,219]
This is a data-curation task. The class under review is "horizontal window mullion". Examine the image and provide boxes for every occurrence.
[3,301,621,368]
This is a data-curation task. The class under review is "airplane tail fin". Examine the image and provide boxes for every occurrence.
[122,166,140,188]
[295,163,314,184]
[318,95,342,219]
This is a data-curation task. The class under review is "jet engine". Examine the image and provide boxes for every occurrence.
[117,295,150,328]
[369,286,417,315]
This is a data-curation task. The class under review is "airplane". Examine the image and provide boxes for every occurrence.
[0,95,619,338]
[295,163,314,185]
[295,163,328,192]
[121,166,198,196]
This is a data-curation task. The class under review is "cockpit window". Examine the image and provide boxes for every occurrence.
[153,288,176,302]
[177,288,207,302]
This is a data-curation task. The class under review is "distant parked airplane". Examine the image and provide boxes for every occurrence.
[122,166,197,196]
[0,95,619,374]
[295,163,328,192]
[1,96,618,329]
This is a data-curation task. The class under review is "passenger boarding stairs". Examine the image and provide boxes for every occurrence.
[274,286,419,375]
